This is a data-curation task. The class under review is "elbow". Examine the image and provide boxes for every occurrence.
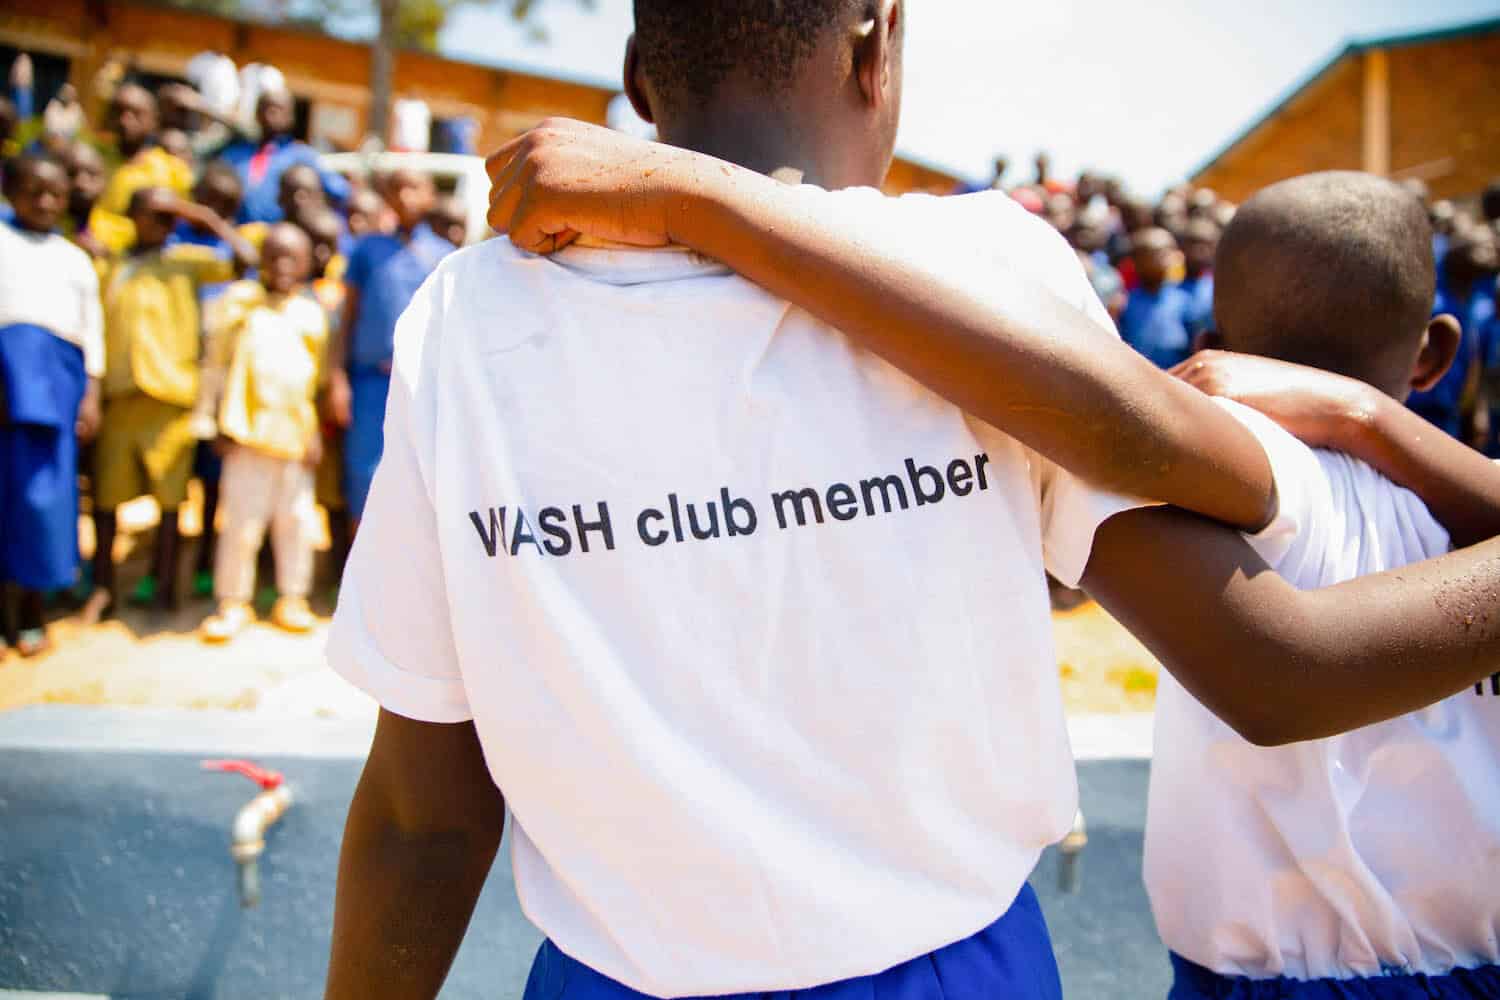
[1232,717,1301,749]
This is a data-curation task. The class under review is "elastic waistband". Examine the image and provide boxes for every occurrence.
[526,883,1062,1000]
[1170,953,1500,1000]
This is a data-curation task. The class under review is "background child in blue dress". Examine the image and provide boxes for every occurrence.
[0,155,103,654]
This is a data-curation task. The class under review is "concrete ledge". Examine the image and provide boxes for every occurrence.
[0,705,376,759]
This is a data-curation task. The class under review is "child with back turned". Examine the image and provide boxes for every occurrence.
[471,117,1500,1000]
[0,155,103,655]
[194,223,327,641]
[1145,172,1500,999]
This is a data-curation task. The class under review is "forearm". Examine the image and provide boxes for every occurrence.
[1335,390,1500,547]
[325,766,502,998]
[1087,507,1500,747]
[329,291,357,374]
[668,166,1273,529]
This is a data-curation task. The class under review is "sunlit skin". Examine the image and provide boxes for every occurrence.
[107,83,157,159]
[5,159,68,234]
[63,142,106,223]
[345,188,386,238]
[260,222,313,296]
[428,195,467,247]
[278,163,325,224]
[256,89,295,139]
[300,210,342,281]
[384,169,436,232]
[192,171,243,227]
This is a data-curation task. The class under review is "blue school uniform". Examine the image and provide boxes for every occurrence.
[342,223,453,517]
[0,323,87,590]
[1180,273,1215,331]
[1119,283,1200,369]
[1407,283,1493,438]
[216,134,351,224]
[1169,954,1500,1000]
[524,885,1062,1000]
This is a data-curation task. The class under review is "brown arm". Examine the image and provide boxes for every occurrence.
[1083,507,1500,746]
[325,709,506,1000]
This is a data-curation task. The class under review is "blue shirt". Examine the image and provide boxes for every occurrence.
[344,223,453,369]
[1179,273,1215,331]
[1119,283,1200,369]
[1408,283,1494,438]
[216,134,351,224]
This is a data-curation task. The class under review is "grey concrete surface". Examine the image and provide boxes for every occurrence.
[0,721,1165,998]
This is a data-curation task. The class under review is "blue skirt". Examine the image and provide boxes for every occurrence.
[523,884,1062,1000]
[343,367,391,520]
[0,325,86,591]
[1170,954,1500,1000]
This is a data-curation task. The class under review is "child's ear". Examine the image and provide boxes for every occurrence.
[622,35,655,125]
[1410,314,1462,393]
[855,0,899,109]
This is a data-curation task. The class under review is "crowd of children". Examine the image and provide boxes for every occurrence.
[0,58,464,655]
[985,156,1500,456]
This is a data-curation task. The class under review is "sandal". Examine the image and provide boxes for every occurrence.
[15,628,50,658]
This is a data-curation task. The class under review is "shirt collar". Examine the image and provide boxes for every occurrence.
[547,241,730,287]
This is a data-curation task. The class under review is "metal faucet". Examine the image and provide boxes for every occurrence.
[203,760,296,908]
[1058,809,1088,894]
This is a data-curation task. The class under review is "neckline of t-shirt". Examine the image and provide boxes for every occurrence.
[546,239,733,286]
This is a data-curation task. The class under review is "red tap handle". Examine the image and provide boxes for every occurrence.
[201,759,285,790]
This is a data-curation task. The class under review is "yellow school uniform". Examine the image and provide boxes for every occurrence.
[96,246,235,510]
[88,147,194,254]
[202,281,328,462]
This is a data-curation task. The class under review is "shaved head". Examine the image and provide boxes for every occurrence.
[1216,171,1435,390]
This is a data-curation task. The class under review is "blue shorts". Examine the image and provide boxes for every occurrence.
[523,883,1062,1000]
[1170,954,1500,1000]
[0,422,80,591]
[194,440,223,487]
[0,325,85,591]
[343,367,391,520]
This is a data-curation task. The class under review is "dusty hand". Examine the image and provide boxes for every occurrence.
[486,118,697,255]
[74,230,109,260]
[1171,350,1379,450]
[158,82,202,113]
[323,370,353,430]
[76,383,102,442]
[303,431,324,469]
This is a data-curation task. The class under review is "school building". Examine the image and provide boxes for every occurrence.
[1191,16,1500,204]
[0,0,961,195]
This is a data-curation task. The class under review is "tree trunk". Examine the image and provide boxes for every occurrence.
[368,0,399,146]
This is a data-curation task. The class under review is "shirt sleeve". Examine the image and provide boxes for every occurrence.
[1033,455,1160,588]
[343,240,369,294]
[77,251,104,379]
[325,268,471,723]
[1207,398,1327,568]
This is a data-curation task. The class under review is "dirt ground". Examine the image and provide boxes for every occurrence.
[0,501,1161,718]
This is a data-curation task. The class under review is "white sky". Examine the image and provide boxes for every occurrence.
[434,0,1500,196]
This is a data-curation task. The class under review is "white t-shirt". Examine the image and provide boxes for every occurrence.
[0,222,104,377]
[328,189,1147,997]
[1146,401,1500,982]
